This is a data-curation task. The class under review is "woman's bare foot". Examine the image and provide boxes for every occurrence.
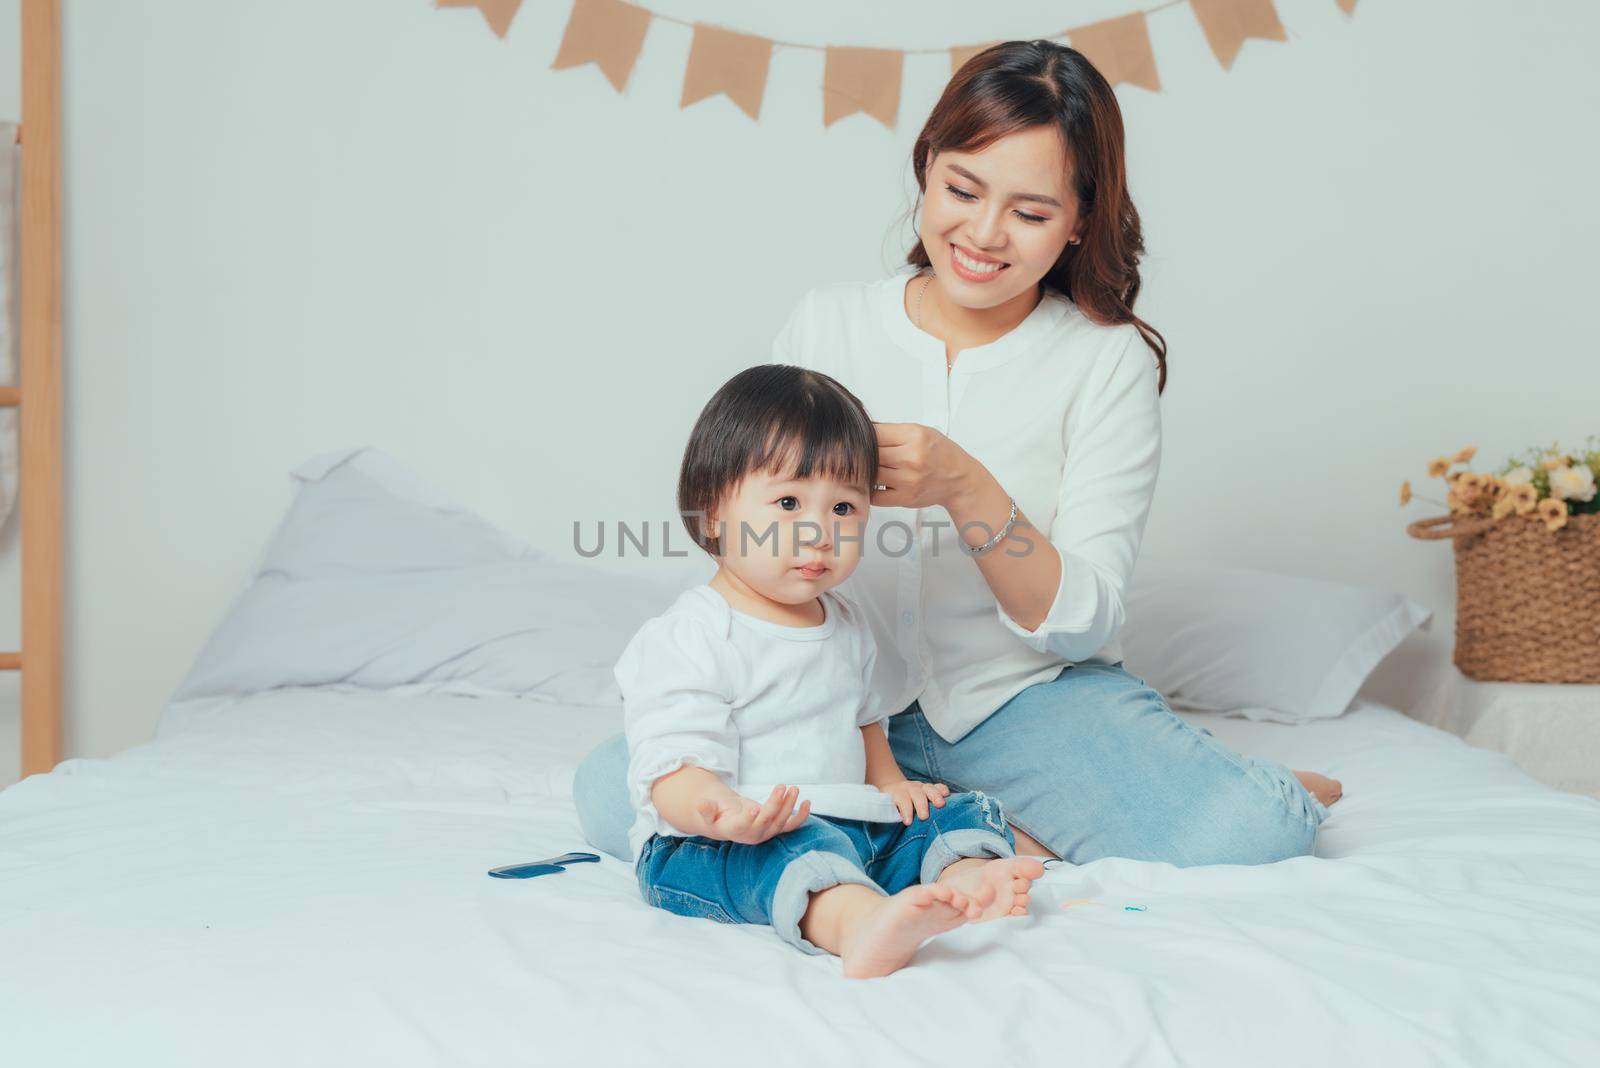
[938,856,1047,921]
[839,882,990,979]
[1295,770,1343,807]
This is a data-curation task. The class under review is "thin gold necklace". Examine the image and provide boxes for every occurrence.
[915,271,933,330]
[916,272,954,369]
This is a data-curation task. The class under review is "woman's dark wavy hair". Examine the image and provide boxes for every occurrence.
[905,40,1168,394]
[678,364,877,556]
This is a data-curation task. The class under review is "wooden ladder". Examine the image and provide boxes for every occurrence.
[3,0,63,779]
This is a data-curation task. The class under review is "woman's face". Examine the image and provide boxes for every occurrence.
[920,125,1081,310]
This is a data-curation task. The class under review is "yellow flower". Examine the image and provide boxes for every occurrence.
[1492,495,1516,520]
[1427,457,1452,478]
[1538,497,1569,531]
[1399,481,1412,506]
[1541,455,1569,471]
[1454,472,1484,503]
[1453,446,1477,464]
[1447,487,1477,514]
[1510,483,1538,515]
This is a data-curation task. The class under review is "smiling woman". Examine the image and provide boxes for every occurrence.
[905,43,1166,390]
[575,40,1341,870]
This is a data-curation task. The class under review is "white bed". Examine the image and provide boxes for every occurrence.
[5,449,1598,1065]
[4,683,1599,1066]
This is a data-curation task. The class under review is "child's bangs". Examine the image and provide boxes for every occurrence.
[752,414,873,490]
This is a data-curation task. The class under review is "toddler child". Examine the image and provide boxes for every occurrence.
[616,363,1045,979]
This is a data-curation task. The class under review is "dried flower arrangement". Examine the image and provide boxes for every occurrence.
[1400,436,1599,532]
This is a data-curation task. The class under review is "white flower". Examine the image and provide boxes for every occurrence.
[1502,466,1534,486]
[1548,464,1597,503]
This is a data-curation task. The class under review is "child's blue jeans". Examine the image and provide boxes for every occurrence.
[635,790,1016,955]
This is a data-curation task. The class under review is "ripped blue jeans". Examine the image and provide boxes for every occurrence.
[635,790,1015,955]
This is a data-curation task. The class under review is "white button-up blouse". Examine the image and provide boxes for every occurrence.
[772,264,1163,744]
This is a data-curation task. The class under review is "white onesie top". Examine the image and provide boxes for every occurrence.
[617,583,903,862]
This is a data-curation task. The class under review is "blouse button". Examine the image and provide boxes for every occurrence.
[901,611,915,626]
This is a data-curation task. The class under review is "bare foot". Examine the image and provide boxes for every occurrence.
[839,882,989,979]
[939,857,1047,921]
[1295,770,1343,807]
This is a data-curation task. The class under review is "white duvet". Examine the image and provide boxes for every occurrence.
[3,687,1598,1067]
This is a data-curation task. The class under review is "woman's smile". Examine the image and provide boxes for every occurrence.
[948,242,1011,282]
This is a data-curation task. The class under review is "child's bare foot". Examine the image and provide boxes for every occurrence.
[839,882,988,979]
[938,856,1047,921]
[1295,770,1343,807]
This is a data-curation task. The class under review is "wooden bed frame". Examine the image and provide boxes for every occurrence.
[5,0,62,779]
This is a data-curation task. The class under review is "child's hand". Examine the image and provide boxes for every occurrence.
[878,779,950,825]
[693,785,811,845]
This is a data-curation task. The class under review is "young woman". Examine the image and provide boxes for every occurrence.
[577,39,1341,867]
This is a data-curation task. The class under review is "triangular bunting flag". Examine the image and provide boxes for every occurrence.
[1068,13,1160,92]
[436,0,524,40]
[1190,0,1287,71]
[551,0,653,93]
[949,41,1002,76]
[443,1,1347,124]
[823,46,903,130]
[681,24,773,121]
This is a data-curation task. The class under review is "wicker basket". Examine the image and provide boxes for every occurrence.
[1407,511,1600,683]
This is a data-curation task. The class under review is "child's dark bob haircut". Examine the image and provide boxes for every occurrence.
[678,364,877,556]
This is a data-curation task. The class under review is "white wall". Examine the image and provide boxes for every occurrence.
[0,0,1596,784]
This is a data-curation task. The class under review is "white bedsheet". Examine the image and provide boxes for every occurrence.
[3,689,1598,1066]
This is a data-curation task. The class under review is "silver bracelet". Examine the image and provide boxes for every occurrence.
[962,497,1018,556]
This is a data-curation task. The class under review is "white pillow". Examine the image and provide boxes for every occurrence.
[174,560,688,704]
[1118,555,1433,724]
[174,447,705,705]
[258,447,534,577]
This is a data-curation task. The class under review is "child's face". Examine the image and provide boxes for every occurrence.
[709,465,870,605]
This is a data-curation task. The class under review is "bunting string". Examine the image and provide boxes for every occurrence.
[614,0,1195,55]
[438,0,1358,128]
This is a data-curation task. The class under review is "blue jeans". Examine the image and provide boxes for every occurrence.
[578,661,1328,868]
[636,791,1015,954]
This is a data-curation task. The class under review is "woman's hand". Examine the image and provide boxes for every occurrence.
[692,785,811,844]
[878,779,951,825]
[872,422,979,510]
